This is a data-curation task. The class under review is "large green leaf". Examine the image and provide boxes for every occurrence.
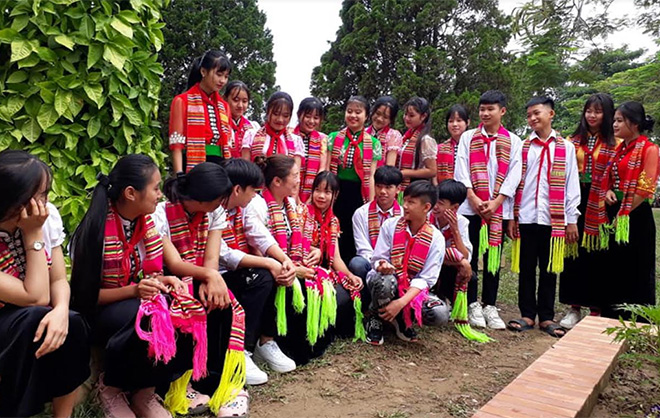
[21,118,42,142]
[87,44,103,69]
[5,96,26,117]
[35,46,58,62]
[6,70,28,83]
[54,89,73,116]
[37,104,59,130]
[54,34,75,50]
[83,83,104,106]
[79,15,95,40]
[110,17,133,39]
[0,28,19,44]
[103,44,126,70]
[87,115,101,138]
[10,39,33,62]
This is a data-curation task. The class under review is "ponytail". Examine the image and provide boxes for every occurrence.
[163,162,232,204]
[187,49,232,90]
[70,154,159,315]
[256,154,296,188]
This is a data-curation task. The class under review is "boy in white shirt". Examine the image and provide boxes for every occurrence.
[454,90,523,330]
[364,181,445,345]
[506,96,580,338]
[350,166,403,281]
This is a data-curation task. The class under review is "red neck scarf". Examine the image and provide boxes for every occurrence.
[437,137,458,182]
[294,125,325,203]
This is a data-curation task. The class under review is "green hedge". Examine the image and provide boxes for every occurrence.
[0,0,168,238]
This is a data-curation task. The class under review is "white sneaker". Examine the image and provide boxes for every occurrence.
[482,305,506,330]
[468,302,486,328]
[559,308,582,329]
[245,351,268,385]
[253,340,296,373]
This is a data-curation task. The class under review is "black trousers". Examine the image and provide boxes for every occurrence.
[223,268,275,351]
[334,179,364,262]
[466,214,505,306]
[518,224,557,323]
[0,306,90,417]
[435,266,478,305]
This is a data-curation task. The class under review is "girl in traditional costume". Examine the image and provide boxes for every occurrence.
[293,97,328,203]
[437,105,470,183]
[278,172,365,362]
[169,50,234,173]
[559,94,619,329]
[397,97,438,189]
[152,162,248,417]
[327,96,383,261]
[0,150,89,417]
[601,102,658,319]
[242,92,305,166]
[224,81,260,158]
[70,154,200,418]
[366,96,403,167]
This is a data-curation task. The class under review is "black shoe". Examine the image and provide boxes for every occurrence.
[365,316,384,346]
[393,314,418,342]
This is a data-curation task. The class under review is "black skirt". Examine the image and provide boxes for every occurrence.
[0,306,90,417]
[601,201,656,319]
[559,182,609,308]
[334,179,364,262]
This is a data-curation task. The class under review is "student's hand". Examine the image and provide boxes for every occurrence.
[266,258,284,281]
[304,247,322,267]
[467,194,484,213]
[18,198,49,235]
[605,190,617,206]
[295,265,315,282]
[566,224,579,244]
[445,209,459,234]
[457,259,472,284]
[479,200,500,221]
[376,260,395,275]
[34,305,68,359]
[276,259,297,286]
[159,275,189,295]
[199,272,231,311]
[137,277,168,299]
[346,274,363,291]
[379,299,403,322]
[506,220,518,240]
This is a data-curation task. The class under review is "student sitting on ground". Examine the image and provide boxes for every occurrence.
[364,181,446,345]
[349,166,403,282]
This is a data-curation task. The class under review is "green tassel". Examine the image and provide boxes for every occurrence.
[450,291,467,321]
[478,224,488,257]
[275,286,287,336]
[510,238,521,274]
[164,370,192,415]
[615,215,630,244]
[292,279,305,313]
[581,233,597,252]
[319,281,337,336]
[547,236,565,274]
[565,242,579,259]
[451,291,493,343]
[306,287,321,346]
[486,244,500,274]
[352,297,366,342]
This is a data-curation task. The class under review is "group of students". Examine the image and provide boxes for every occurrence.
[0,48,657,418]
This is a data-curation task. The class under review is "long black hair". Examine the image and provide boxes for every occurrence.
[311,171,340,203]
[370,96,399,127]
[163,162,232,204]
[187,50,232,89]
[221,159,264,190]
[297,97,325,121]
[266,92,294,120]
[0,150,52,223]
[572,93,615,146]
[223,80,250,102]
[403,97,432,167]
[70,154,159,314]
[616,101,656,134]
[255,154,296,188]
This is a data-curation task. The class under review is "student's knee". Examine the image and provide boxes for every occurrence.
[367,273,398,309]
[422,293,450,327]
[249,268,275,293]
[348,256,371,280]
[11,306,51,331]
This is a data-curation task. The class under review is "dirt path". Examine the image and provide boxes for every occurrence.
[250,304,556,418]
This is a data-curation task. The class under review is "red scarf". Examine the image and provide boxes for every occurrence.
[182,83,232,172]
[102,207,163,288]
[303,203,341,269]
[468,124,511,273]
[251,125,296,161]
[294,125,325,203]
[398,127,421,190]
[437,138,457,182]
[230,116,252,158]
[367,200,401,248]
[222,207,249,252]
[366,125,390,168]
[390,218,434,328]
[262,189,303,262]
[329,128,374,203]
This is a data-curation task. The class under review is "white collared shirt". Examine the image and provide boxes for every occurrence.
[432,213,473,263]
[352,201,401,261]
[455,126,523,219]
[367,216,445,291]
[517,130,581,225]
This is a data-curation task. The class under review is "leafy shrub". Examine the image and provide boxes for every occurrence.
[605,304,660,369]
[0,0,168,238]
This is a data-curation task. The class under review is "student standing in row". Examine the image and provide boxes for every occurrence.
[437,105,470,183]
[169,50,234,173]
[397,97,438,189]
[293,97,328,203]
[454,90,522,330]
[366,96,403,167]
[224,81,260,158]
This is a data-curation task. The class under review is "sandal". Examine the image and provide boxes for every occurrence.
[187,385,210,415]
[540,322,566,338]
[217,389,249,418]
[507,318,534,332]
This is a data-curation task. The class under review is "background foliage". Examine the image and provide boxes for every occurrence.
[158,0,277,128]
[0,0,167,236]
